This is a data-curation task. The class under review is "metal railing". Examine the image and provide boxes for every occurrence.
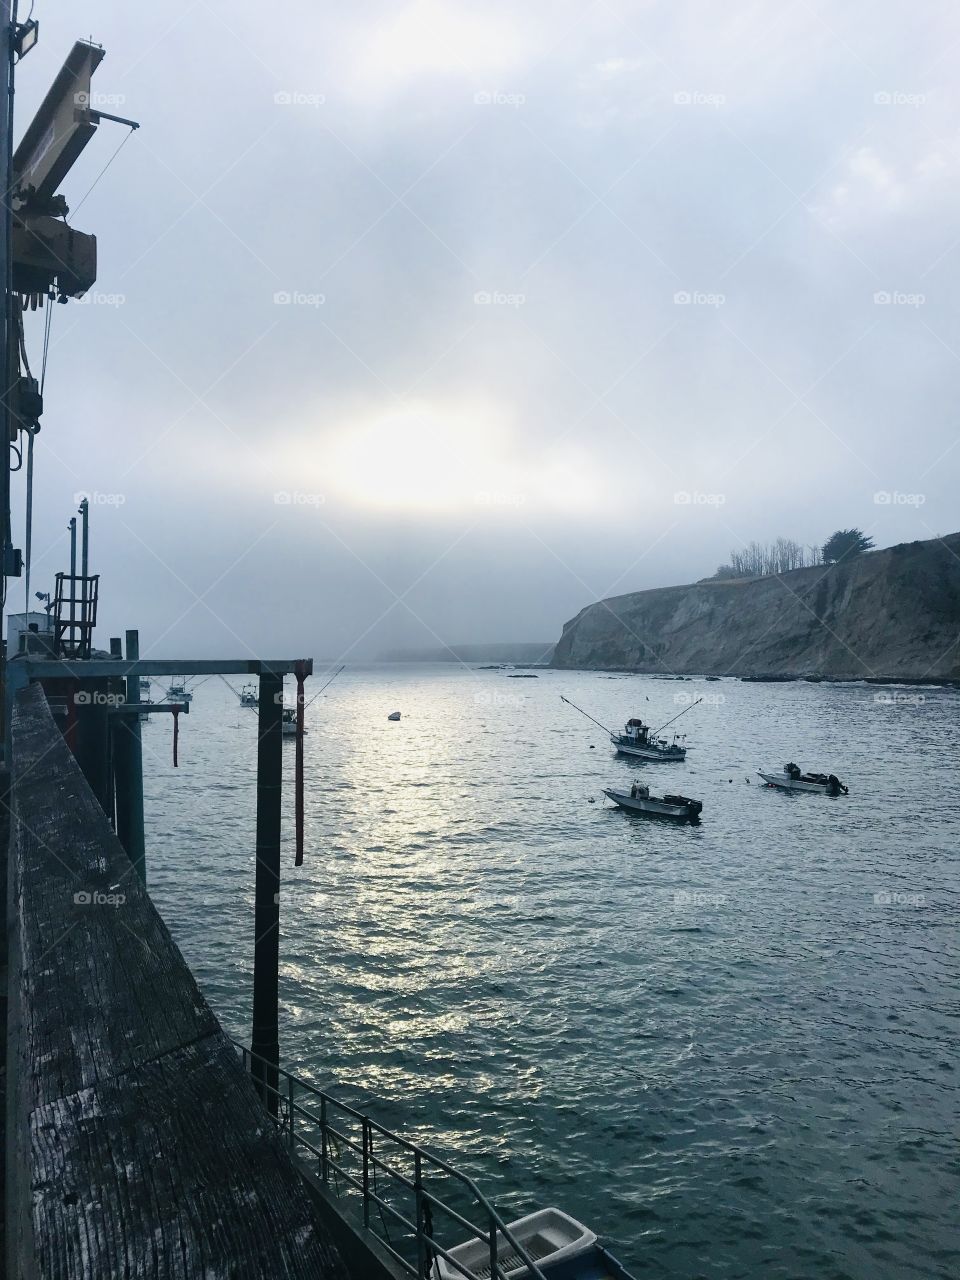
[232,1041,547,1280]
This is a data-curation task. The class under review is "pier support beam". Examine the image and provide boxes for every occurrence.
[251,671,283,1116]
[113,628,145,879]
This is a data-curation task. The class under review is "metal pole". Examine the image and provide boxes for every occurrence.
[650,697,703,737]
[0,0,14,765]
[78,496,88,655]
[251,670,282,1117]
[68,516,76,653]
[113,628,145,878]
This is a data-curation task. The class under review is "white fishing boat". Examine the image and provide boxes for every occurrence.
[166,680,192,704]
[610,717,686,761]
[604,781,702,823]
[560,694,699,763]
[239,683,258,708]
[434,1206,635,1280]
[758,764,848,795]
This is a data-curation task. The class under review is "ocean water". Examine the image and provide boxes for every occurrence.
[143,665,959,1280]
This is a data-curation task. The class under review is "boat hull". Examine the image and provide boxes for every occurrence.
[611,737,686,762]
[757,770,845,795]
[603,789,700,823]
[434,1207,601,1280]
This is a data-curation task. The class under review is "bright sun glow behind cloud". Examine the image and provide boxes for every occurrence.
[324,404,597,514]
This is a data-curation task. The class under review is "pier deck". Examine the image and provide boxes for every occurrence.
[5,683,349,1278]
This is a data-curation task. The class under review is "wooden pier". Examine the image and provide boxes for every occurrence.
[5,683,349,1278]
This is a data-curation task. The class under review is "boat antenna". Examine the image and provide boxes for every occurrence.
[651,697,703,736]
[559,695,614,735]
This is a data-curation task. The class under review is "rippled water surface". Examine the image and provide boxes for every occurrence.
[144,665,959,1279]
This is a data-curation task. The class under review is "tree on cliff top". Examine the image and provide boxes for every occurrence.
[711,538,821,579]
[822,528,875,563]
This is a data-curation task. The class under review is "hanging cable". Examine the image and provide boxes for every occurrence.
[40,293,53,392]
[302,663,345,712]
[70,128,135,218]
[16,301,31,379]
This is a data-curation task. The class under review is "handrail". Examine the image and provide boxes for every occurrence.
[232,1040,547,1280]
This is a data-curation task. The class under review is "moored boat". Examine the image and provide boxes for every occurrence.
[610,717,686,761]
[434,1206,636,1280]
[603,781,702,823]
[758,763,848,795]
[281,705,304,737]
[166,680,192,703]
[560,694,700,762]
[239,683,258,707]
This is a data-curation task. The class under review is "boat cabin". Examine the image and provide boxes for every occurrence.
[623,717,650,744]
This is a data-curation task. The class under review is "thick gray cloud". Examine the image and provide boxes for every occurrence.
[11,1,960,659]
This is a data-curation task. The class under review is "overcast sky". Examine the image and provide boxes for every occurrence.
[10,1,960,659]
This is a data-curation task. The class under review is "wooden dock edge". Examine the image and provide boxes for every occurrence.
[5,682,350,1279]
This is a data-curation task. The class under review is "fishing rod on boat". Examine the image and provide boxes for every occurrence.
[650,697,703,737]
[301,663,346,712]
[559,695,614,735]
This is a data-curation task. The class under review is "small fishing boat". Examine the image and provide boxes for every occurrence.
[604,781,702,823]
[560,695,699,762]
[387,710,401,721]
[139,677,151,695]
[610,717,687,761]
[239,684,258,708]
[758,764,848,795]
[434,1206,636,1280]
[166,680,192,704]
[281,706,304,737]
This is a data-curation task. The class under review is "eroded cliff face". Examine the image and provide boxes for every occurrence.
[551,534,960,678]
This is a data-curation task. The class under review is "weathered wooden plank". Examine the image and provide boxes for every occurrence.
[13,684,217,1104]
[29,1036,346,1280]
[8,683,350,1279]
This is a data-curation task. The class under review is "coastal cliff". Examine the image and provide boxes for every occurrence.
[551,533,960,679]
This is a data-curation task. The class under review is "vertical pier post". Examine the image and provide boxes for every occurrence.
[114,628,145,878]
[0,0,13,764]
[251,669,283,1116]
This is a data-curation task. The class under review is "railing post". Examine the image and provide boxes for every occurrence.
[287,1075,295,1151]
[320,1096,328,1183]
[415,1150,428,1279]
[489,1208,498,1280]
[362,1119,370,1228]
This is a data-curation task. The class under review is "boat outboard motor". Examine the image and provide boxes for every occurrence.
[827,774,848,796]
